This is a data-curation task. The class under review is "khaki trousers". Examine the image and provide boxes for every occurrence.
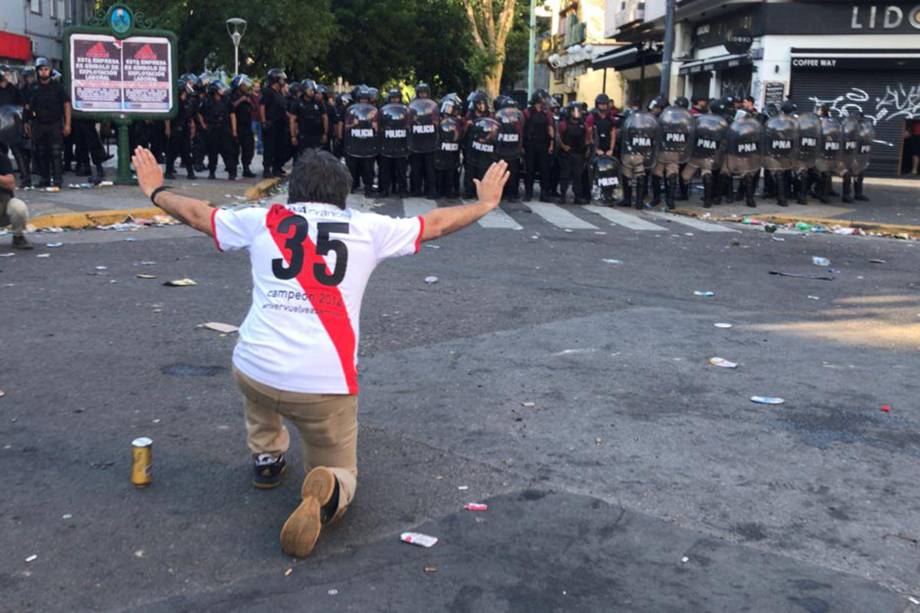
[0,195,28,235]
[233,367,357,520]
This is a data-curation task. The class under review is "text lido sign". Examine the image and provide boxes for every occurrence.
[70,32,172,113]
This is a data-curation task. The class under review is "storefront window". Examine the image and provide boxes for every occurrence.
[30,0,42,15]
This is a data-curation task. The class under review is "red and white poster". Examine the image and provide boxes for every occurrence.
[69,33,173,113]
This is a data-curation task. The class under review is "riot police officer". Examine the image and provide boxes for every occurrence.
[790,103,819,205]
[290,80,328,157]
[556,101,590,204]
[494,95,524,201]
[26,57,71,188]
[724,110,763,207]
[620,105,658,209]
[408,82,439,198]
[260,68,288,178]
[343,86,378,196]
[230,74,258,177]
[198,81,237,180]
[435,94,464,198]
[586,94,616,160]
[850,112,873,202]
[814,105,842,203]
[522,89,554,202]
[0,65,30,187]
[378,88,410,197]
[681,99,728,208]
[762,102,799,207]
[165,74,198,180]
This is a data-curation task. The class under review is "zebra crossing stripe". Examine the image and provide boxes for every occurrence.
[584,206,668,231]
[525,202,598,230]
[645,211,740,233]
[347,193,377,212]
[478,207,523,229]
[402,197,438,218]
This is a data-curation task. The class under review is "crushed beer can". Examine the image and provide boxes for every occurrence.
[131,437,153,487]
[464,503,488,511]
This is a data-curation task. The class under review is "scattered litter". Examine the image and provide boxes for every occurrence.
[138,260,157,266]
[62,514,72,520]
[425,244,440,249]
[564,228,573,233]
[771,236,785,242]
[133,549,144,558]
[284,568,293,577]
[594,231,607,236]
[95,266,108,270]
[553,348,597,356]
[751,396,784,405]
[869,259,886,264]
[124,237,137,242]
[401,532,438,548]
[46,242,63,248]
[595,437,603,445]
[601,258,623,265]
[730,239,741,246]
[136,274,157,279]
[693,290,715,297]
[764,224,778,233]
[0,252,14,257]
[521,402,536,408]
[424,275,438,285]
[807,295,820,300]
[328,589,338,596]
[881,405,891,413]
[795,222,812,232]
[457,485,469,491]
[423,565,438,573]
[769,271,835,281]
[709,357,738,369]
[684,232,694,237]
[0,389,4,398]
[200,322,239,334]
[36,253,51,258]
[908,595,919,606]
[163,278,197,287]
[25,555,37,563]
[812,256,830,266]
[530,235,539,239]
[713,323,733,329]
[464,503,488,512]
[681,556,689,563]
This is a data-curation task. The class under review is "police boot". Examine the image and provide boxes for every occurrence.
[677,175,689,200]
[664,175,677,210]
[818,173,831,203]
[702,174,713,209]
[744,175,756,207]
[776,172,788,207]
[187,168,197,180]
[77,162,93,176]
[634,179,646,210]
[797,173,808,205]
[242,167,256,178]
[841,175,853,203]
[617,182,632,208]
[826,174,839,197]
[51,154,64,188]
[650,175,662,206]
[722,174,734,204]
[524,186,533,201]
[557,183,569,204]
[854,175,869,201]
[94,164,105,181]
[164,166,177,180]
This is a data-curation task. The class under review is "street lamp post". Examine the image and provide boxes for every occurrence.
[226,17,247,75]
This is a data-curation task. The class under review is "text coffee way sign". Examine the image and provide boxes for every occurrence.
[69,32,172,113]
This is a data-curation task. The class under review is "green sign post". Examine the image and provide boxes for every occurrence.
[63,4,178,185]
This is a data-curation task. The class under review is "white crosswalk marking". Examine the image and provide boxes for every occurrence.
[584,206,668,231]
[645,211,740,233]
[478,207,523,229]
[525,203,598,230]
[402,197,437,218]
[347,193,377,212]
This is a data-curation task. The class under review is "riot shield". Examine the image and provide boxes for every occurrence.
[407,98,440,154]
[468,117,500,169]
[593,154,621,189]
[494,107,524,160]
[435,115,463,171]
[839,115,859,176]
[621,111,658,172]
[655,105,694,164]
[724,114,763,176]
[852,118,874,174]
[689,112,728,171]
[762,113,799,172]
[0,104,23,148]
[795,112,820,171]
[815,116,842,174]
[344,103,378,158]
[379,102,410,158]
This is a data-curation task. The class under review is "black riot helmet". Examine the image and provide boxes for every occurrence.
[647,96,668,114]
[178,73,198,95]
[440,95,460,117]
[231,74,253,92]
[467,90,489,114]
[336,92,352,108]
[355,86,372,103]
[387,88,402,103]
[708,98,723,115]
[493,95,512,110]
[530,89,546,107]
[316,83,328,97]
[0,65,12,83]
[266,68,287,86]
[567,101,584,121]
[780,100,797,115]
[416,82,430,98]
[368,87,379,104]
[301,79,316,95]
[675,96,689,109]
[765,103,779,118]
[21,66,35,80]
[288,81,303,99]
[208,81,229,97]
[35,57,52,69]
[595,93,610,109]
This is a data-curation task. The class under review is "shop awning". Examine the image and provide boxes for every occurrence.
[592,44,663,71]
[0,32,32,62]
[679,53,751,75]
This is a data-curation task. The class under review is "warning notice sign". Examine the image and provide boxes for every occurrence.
[69,33,173,113]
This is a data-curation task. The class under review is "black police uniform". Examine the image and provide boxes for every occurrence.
[166,92,197,179]
[295,97,326,153]
[558,116,588,204]
[231,90,257,176]
[28,78,69,187]
[523,107,552,201]
[201,96,236,179]
[260,87,287,177]
[0,83,31,186]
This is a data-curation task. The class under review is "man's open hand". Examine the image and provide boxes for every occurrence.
[132,146,163,198]
[473,160,510,209]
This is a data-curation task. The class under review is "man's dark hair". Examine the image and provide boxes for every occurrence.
[287,149,351,209]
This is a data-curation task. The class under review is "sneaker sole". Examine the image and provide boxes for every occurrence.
[300,466,336,504]
[280,497,322,558]
[252,464,286,489]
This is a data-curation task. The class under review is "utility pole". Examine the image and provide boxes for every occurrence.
[527,0,537,98]
[659,0,675,100]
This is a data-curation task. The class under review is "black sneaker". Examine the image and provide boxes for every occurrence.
[252,453,286,489]
[12,235,33,250]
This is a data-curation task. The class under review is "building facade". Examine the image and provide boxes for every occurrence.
[1,0,96,68]
[601,0,920,176]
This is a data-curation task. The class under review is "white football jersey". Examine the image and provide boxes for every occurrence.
[212,202,423,394]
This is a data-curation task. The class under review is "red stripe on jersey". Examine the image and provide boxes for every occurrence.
[210,208,223,252]
[414,216,424,253]
[266,205,359,394]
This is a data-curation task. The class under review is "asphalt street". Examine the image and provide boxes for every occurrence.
[1,195,918,612]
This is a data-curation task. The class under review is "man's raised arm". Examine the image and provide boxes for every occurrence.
[420,160,509,242]
[132,146,215,236]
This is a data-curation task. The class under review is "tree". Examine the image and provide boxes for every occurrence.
[461,0,517,97]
